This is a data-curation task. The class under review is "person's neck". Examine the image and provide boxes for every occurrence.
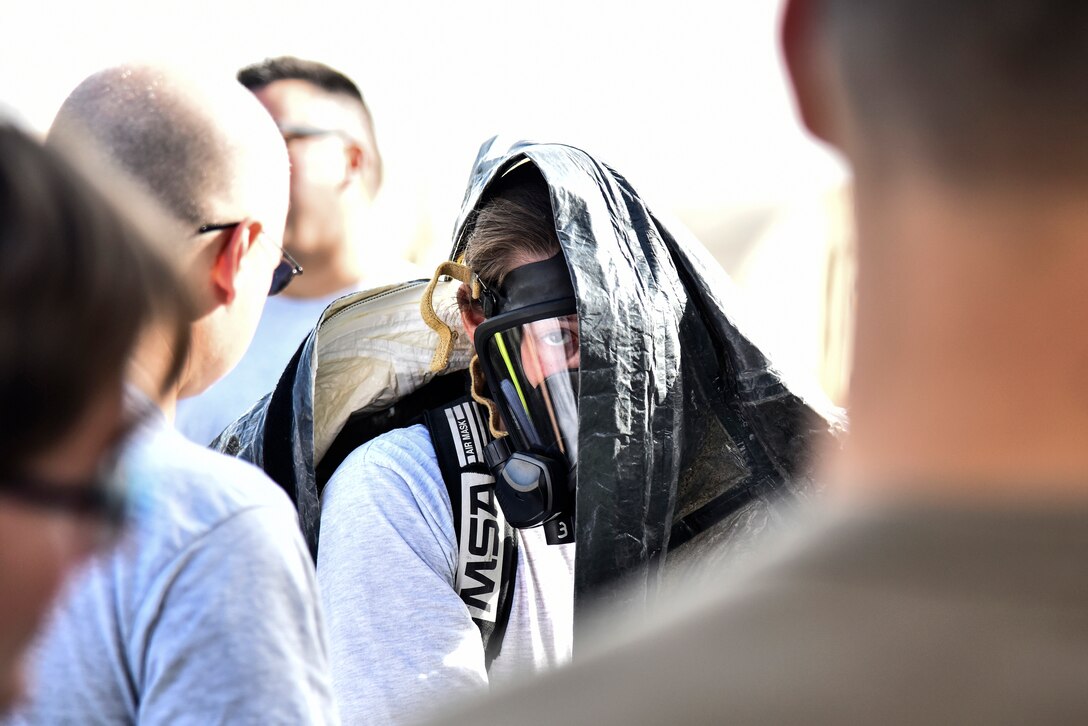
[128,322,185,424]
[833,170,1088,504]
[285,205,370,299]
[283,231,365,299]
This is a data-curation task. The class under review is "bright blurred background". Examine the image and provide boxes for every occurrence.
[0,0,854,404]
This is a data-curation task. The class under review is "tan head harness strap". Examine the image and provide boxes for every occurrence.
[419,259,507,438]
[421,260,479,373]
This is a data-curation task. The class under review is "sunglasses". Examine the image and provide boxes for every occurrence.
[277,124,355,146]
[196,222,303,296]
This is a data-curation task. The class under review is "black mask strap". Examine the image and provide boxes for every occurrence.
[480,254,575,318]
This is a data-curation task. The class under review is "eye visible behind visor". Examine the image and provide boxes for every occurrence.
[474,298,579,463]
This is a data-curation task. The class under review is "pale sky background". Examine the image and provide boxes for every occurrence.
[0,0,853,399]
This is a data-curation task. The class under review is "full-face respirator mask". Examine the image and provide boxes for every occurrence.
[470,253,579,544]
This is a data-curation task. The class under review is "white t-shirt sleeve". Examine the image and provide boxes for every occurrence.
[136,501,338,725]
[317,425,488,725]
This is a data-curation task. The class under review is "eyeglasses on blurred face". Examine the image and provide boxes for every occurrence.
[0,392,159,550]
[0,454,128,550]
[195,222,303,296]
[277,124,354,146]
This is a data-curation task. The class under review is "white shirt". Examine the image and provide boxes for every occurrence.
[317,423,575,725]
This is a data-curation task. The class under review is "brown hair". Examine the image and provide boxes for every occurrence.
[463,164,561,288]
[0,124,191,469]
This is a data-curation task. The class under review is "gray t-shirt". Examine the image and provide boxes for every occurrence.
[6,414,338,725]
[317,424,574,725]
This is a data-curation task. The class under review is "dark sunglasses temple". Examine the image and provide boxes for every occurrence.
[194,222,301,296]
[269,249,304,296]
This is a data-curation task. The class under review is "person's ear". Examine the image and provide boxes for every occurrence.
[210,219,262,305]
[343,141,365,186]
[457,283,486,347]
[782,0,835,144]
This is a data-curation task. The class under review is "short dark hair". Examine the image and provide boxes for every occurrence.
[238,56,365,104]
[238,56,383,196]
[464,164,561,288]
[821,0,1088,178]
[0,123,191,469]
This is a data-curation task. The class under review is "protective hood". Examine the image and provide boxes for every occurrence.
[443,138,842,615]
[213,137,843,625]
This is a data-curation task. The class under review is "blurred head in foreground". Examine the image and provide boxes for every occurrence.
[783,0,1088,496]
[0,122,190,711]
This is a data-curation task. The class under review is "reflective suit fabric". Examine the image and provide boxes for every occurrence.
[449,139,841,625]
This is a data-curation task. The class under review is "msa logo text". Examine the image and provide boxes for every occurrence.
[455,473,506,621]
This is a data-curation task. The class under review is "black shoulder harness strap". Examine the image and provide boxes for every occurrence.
[423,397,519,671]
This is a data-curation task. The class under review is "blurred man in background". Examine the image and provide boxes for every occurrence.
[5,64,336,724]
[177,56,422,445]
[429,0,1088,722]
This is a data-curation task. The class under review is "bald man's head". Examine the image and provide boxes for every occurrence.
[48,64,288,231]
[46,64,293,398]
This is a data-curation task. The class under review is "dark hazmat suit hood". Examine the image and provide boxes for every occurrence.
[214,137,843,627]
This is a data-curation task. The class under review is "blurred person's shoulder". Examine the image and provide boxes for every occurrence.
[438,501,1088,725]
[601,500,1088,658]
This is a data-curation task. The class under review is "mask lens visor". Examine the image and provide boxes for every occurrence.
[481,313,579,466]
